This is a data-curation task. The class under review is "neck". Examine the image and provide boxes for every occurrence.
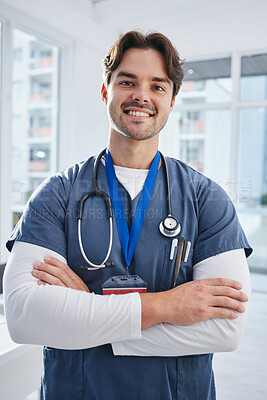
[107,132,159,169]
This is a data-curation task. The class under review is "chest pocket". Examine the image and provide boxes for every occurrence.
[158,246,194,291]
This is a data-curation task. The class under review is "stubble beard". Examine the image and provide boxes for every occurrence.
[108,106,169,142]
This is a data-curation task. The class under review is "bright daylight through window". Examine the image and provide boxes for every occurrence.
[161,54,267,274]
[237,53,267,273]
[0,29,60,325]
[11,29,59,227]
[161,57,232,185]
[0,21,4,324]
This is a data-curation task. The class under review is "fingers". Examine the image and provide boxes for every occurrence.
[211,295,246,313]
[167,279,249,325]
[37,280,49,286]
[32,256,90,292]
[211,285,249,303]
[190,279,248,303]
[202,280,249,320]
[203,277,243,290]
[206,306,240,320]
[43,256,71,278]
[32,262,68,287]
[197,278,249,311]
[43,256,84,285]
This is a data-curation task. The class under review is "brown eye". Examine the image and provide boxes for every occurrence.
[153,86,164,91]
[120,81,134,86]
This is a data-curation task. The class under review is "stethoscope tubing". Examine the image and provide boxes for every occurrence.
[160,151,172,216]
[78,149,181,269]
[78,217,113,269]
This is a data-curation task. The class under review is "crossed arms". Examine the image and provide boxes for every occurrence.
[3,241,250,355]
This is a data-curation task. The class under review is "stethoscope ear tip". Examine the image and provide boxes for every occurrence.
[79,261,115,270]
[105,261,115,268]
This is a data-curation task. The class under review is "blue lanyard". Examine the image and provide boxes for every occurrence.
[105,148,160,268]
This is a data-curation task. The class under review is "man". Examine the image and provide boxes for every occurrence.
[4,31,251,400]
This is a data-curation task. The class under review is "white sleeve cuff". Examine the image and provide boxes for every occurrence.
[112,249,251,356]
[4,241,142,349]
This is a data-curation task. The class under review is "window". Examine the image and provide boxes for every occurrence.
[0,26,60,324]
[177,58,232,105]
[13,46,22,61]
[240,54,267,101]
[162,109,231,179]
[160,53,267,274]
[0,20,61,329]
[11,29,60,226]
[161,58,232,184]
[0,21,5,324]
[237,54,267,272]
[178,58,231,180]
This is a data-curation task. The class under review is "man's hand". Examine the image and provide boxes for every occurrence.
[32,256,90,292]
[140,278,249,330]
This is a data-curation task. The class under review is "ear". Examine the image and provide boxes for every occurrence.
[101,83,108,104]
[170,96,176,112]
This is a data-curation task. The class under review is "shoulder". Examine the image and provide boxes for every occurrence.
[6,156,96,255]
[166,156,208,184]
[48,156,95,188]
[29,156,95,204]
[166,156,227,200]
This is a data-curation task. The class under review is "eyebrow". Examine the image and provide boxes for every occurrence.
[116,71,137,79]
[152,77,172,87]
[115,71,172,87]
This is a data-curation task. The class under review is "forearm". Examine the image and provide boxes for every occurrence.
[112,315,248,356]
[3,241,141,349]
[112,249,251,356]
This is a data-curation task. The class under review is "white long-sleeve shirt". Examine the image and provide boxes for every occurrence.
[3,164,251,355]
[3,242,250,355]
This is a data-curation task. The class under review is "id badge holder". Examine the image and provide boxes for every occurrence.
[102,275,147,295]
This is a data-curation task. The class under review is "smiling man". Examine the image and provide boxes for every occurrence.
[4,31,252,400]
[102,48,175,144]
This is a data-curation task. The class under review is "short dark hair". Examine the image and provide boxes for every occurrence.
[102,31,184,99]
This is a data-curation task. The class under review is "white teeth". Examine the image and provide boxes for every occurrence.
[128,111,150,117]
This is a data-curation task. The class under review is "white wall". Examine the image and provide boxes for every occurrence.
[94,0,267,61]
[58,40,109,169]
[158,1,267,60]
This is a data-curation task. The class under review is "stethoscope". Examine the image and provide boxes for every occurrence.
[78,149,181,270]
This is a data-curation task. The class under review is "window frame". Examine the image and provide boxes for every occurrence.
[171,48,267,274]
[173,49,267,202]
[0,7,74,398]
[173,52,234,192]
[0,5,73,265]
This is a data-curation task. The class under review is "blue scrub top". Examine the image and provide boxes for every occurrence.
[6,155,252,400]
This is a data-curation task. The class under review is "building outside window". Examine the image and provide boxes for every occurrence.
[0,28,60,326]
[0,21,4,325]
[177,57,232,181]
[237,53,267,273]
[160,54,267,274]
[11,29,59,228]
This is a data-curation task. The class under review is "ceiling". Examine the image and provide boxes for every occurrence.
[88,0,258,35]
[85,0,267,63]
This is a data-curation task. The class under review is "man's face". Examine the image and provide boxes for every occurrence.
[101,48,176,141]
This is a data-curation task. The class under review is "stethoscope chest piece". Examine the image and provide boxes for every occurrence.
[159,215,181,238]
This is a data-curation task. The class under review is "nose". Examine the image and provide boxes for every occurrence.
[131,86,150,103]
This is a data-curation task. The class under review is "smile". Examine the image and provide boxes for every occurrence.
[127,111,150,117]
